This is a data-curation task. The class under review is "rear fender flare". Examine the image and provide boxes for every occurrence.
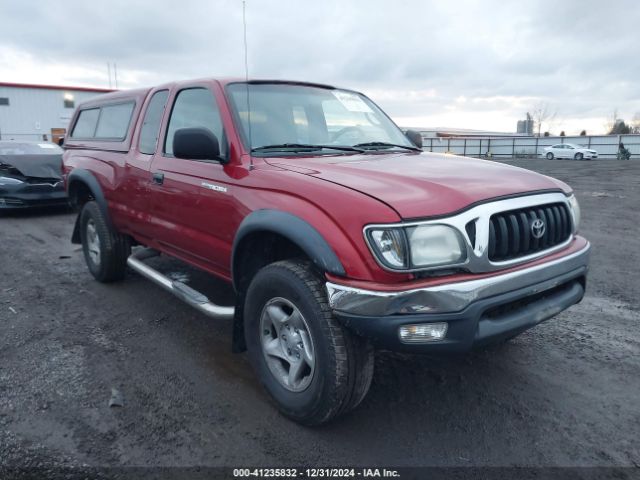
[67,169,111,244]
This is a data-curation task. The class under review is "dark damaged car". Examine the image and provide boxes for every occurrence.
[0,141,67,210]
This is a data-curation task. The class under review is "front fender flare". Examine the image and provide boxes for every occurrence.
[231,209,346,291]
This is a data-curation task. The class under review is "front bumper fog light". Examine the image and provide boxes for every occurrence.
[398,323,448,343]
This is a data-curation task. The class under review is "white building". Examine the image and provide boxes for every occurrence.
[0,82,113,144]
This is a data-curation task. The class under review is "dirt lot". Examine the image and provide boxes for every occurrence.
[1,158,639,477]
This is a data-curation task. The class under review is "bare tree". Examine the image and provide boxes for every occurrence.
[605,108,619,134]
[531,102,557,137]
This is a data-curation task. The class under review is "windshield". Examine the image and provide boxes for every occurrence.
[227,83,414,154]
[0,142,62,155]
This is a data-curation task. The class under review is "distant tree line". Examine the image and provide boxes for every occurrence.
[528,103,640,136]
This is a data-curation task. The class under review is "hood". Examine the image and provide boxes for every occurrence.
[267,152,570,219]
[0,154,63,180]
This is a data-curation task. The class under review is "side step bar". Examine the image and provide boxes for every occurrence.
[127,248,235,320]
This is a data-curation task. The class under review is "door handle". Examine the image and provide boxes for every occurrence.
[152,172,164,185]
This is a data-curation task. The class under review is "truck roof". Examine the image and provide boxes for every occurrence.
[77,87,150,109]
[65,78,341,153]
[158,77,336,90]
[75,78,338,110]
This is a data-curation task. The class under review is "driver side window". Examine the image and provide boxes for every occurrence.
[164,88,226,158]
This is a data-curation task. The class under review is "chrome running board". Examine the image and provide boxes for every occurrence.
[127,248,235,320]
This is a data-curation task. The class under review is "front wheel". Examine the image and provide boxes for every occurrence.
[79,201,131,282]
[244,260,374,425]
[546,152,554,160]
[574,152,584,160]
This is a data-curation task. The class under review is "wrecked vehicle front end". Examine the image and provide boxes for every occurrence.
[0,149,67,209]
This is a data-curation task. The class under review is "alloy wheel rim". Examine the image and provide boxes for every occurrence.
[259,297,315,392]
[86,219,101,266]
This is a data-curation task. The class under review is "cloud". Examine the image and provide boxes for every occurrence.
[1,0,639,133]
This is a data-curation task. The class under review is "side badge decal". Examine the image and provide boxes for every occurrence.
[201,182,228,193]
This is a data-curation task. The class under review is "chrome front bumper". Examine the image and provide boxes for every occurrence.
[326,242,590,317]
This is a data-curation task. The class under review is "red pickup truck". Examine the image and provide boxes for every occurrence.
[63,78,590,425]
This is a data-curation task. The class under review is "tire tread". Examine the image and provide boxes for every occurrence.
[245,259,374,425]
[80,201,130,282]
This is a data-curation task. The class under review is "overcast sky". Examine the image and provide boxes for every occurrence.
[1,0,639,134]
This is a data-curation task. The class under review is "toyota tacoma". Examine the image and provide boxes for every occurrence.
[62,78,590,425]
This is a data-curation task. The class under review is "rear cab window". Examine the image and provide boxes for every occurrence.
[94,103,135,139]
[71,109,100,138]
[71,102,134,140]
[65,89,148,153]
[139,90,169,155]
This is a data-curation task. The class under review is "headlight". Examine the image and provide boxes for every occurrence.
[368,228,408,269]
[568,194,580,232]
[0,176,24,186]
[407,225,466,267]
[367,224,467,270]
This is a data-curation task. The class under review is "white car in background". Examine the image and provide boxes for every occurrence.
[542,143,598,160]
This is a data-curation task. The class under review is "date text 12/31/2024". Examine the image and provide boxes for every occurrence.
[233,468,400,478]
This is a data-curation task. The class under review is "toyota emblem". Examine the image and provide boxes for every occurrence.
[531,218,545,239]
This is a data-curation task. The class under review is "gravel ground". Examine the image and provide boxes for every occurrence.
[0,158,639,478]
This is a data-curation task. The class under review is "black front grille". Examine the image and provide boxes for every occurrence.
[488,202,572,261]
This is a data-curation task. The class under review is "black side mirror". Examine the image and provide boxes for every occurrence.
[173,127,223,161]
[405,129,423,149]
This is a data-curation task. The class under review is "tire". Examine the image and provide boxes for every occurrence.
[574,153,584,160]
[79,201,131,282]
[244,259,374,426]
[546,152,554,160]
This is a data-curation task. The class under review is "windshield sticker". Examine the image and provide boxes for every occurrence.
[38,143,57,149]
[333,91,373,113]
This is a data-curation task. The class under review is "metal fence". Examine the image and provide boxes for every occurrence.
[5,129,639,160]
[423,134,640,159]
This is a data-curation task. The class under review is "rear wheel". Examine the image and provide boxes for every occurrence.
[79,201,131,282]
[244,260,374,425]
[574,152,584,160]
[546,152,554,160]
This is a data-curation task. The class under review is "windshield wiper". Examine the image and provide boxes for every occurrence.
[353,142,422,152]
[251,143,365,153]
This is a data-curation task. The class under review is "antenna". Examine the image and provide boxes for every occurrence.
[107,62,112,88]
[114,63,119,89]
[242,0,254,170]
